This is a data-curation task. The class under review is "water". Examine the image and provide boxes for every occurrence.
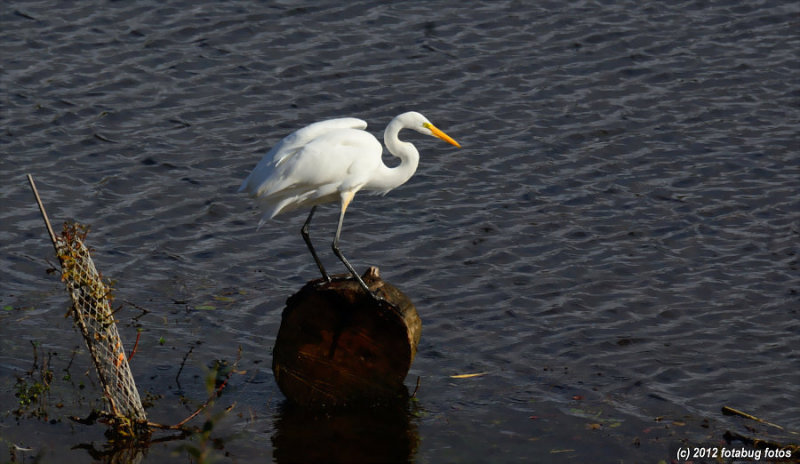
[2,0,799,462]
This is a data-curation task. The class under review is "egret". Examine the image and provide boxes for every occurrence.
[239,111,460,298]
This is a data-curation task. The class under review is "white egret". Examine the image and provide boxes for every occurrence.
[239,111,460,297]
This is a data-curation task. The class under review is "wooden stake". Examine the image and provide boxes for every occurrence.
[26,174,59,252]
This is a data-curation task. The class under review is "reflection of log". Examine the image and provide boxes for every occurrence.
[272,266,421,407]
[273,401,419,463]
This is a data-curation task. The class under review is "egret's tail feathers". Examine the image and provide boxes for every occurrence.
[255,207,281,230]
[238,174,252,194]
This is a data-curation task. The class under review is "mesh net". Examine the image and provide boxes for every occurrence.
[56,221,147,431]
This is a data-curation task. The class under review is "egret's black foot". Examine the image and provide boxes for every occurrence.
[366,289,385,303]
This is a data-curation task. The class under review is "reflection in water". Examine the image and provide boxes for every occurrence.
[272,399,419,463]
[73,438,149,464]
[72,427,192,464]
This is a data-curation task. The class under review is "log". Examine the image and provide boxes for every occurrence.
[272,266,421,407]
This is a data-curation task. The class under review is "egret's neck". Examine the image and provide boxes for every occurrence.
[366,119,420,193]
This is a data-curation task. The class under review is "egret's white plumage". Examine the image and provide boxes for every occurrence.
[238,117,370,220]
[239,111,460,297]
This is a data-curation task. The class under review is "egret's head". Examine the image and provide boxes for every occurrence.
[399,111,461,148]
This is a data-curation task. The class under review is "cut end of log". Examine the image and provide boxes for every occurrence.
[272,267,421,407]
[363,265,380,281]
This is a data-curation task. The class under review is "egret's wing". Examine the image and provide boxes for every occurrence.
[251,128,383,220]
[238,117,367,195]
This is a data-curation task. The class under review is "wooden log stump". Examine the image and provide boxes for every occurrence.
[272,266,421,407]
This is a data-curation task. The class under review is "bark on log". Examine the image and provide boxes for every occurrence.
[272,266,421,407]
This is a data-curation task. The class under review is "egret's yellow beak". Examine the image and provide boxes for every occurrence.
[424,122,461,148]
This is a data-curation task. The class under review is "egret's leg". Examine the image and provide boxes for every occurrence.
[331,192,377,297]
[301,206,330,282]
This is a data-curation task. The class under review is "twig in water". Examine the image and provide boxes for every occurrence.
[411,376,421,398]
[175,346,194,387]
[722,406,786,431]
[173,346,243,429]
[128,330,142,361]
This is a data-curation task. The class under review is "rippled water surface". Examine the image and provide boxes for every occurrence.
[2,1,799,462]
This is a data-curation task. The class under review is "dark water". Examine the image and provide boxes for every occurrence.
[2,0,799,462]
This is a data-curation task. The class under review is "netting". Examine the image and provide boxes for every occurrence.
[56,221,147,433]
